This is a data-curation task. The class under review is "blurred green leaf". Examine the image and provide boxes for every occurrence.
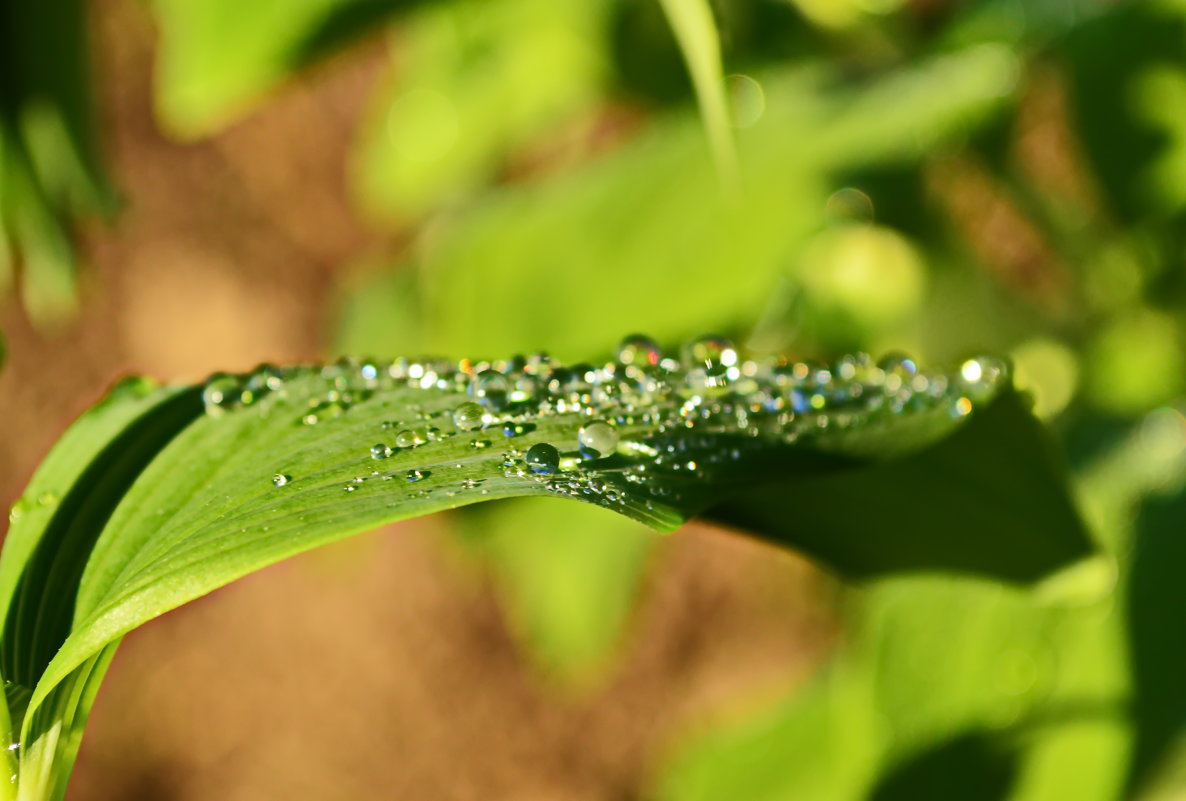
[151,0,432,137]
[1127,480,1186,792]
[354,0,609,221]
[0,0,115,327]
[869,729,1020,801]
[1064,1,1186,224]
[340,45,1019,361]
[459,498,654,682]
[656,402,1186,801]
[653,570,1125,801]
[656,0,738,193]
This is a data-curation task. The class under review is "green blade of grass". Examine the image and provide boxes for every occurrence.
[657,0,740,195]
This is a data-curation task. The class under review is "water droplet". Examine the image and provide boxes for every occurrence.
[7,498,30,524]
[394,429,418,448]
[371,444,392,459]
[452,401,487,431]
[525,443,560,476]
[273,474,291,487]
[203,373,242,414]
[406,469,430,482]
[509,374,539,403]
[470,369,509,410]
[878,352,917,376]
[578,420,619,456]
[502,422,535,438]
[683,334,738,368]
[960,359,983,383]
[470,439,492,450]
[617,334,661,367]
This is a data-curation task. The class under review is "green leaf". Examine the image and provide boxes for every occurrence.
[0,343,1088,798]
[0,0,115,328]
[459,498,654,682]
[705,388,1092,583]
[654,403,1177,801]
[656,0,739,194]
[152,0,373,136]
[340,46,1018,361]
[150,0,443,138]
[0,379,201,800]
[1064,1,1186,222]
[652,571,1123,801]
[354,0,609,221]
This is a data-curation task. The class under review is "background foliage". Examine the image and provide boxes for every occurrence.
[2,0,1186,799]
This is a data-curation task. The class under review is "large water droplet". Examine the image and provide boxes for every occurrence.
[7,498,30,524]
[273,474,291,487]
[502,422,534,438]
[949,396,973,418]
[525,443,560,475]
[371,444,392,459]
[470,369,509,410]
[616,334,661,367]
[203,373,242,414]
[959,356,1006,396]
[683,335,737,369]
[452,401,487,431]
[509,375,539,403]
[578,420,619,456]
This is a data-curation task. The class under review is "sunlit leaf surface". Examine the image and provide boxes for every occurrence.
[0,336,1089,798]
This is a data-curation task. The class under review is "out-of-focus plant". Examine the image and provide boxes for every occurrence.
[0,0,115,328]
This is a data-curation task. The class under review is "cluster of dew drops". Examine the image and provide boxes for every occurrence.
[197,334,1005,514]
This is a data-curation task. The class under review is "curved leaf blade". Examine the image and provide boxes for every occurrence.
[0,379,201,799]
[1,344,1091,798]
[38,352,981,707]
[705,388,1094,583]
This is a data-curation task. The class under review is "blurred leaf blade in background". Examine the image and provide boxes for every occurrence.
[0,0,115,328]
[458,498,655,683]
[339,45,1019,363]
[656,0,738,193]
[353,0,609,222]
[151,0,419,137]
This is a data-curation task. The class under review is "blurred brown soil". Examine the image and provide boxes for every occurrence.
[0,2,836,798]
